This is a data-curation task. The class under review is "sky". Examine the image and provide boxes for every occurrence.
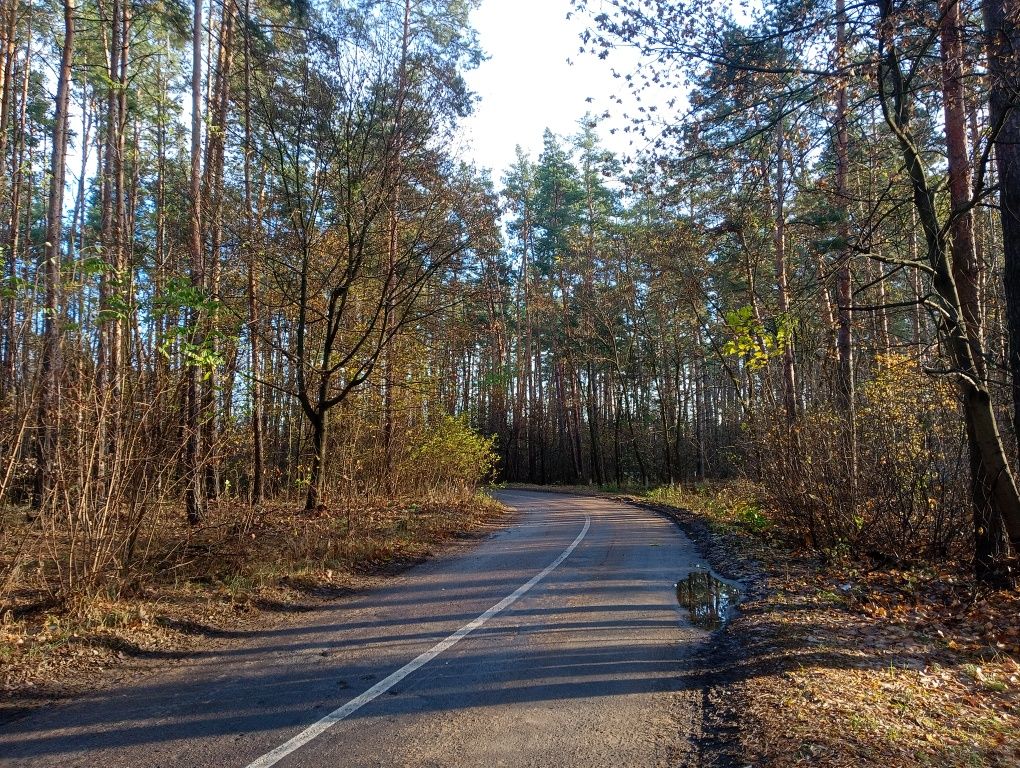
[459,0,647,182]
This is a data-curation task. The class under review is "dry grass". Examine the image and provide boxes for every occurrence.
[0,491,510,705]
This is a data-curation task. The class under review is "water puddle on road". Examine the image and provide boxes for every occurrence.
[675,569,740,631]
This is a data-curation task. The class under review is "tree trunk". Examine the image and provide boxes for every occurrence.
[879,2,1020,584]
[201,3,236,500]
[305,413,326,511]
[5,26,29,399]
[243,0,264,505]
[0,1,14,254]
[773,123,797,421]
[834,0,854,411]
[942,0,1005,581]
[942,0,983,368]
[382,0,412,485]
[185,0,205,525]
[832,0,859,511]
[983,0,1020,456]
[35,0,75,508]
[586,362,604,485]
[0,4,19,401]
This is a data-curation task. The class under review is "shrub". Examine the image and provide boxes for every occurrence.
[750,354,970,561]
[408,415,498,498]
[646,481,770,533]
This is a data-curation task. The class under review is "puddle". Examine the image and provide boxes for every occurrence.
[675,569,740,631]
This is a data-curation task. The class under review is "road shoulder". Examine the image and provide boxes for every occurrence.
[1,495,517,725]
[634,491,1019,767]
[503,483,1019,767]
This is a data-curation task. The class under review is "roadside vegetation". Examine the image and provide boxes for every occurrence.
[2,422,503,700]
[650,481,1020,768]
[0,0,508,698]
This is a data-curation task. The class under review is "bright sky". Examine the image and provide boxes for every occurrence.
[460,0,648,182]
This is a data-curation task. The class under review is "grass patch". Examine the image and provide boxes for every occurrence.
[643,482,771,534]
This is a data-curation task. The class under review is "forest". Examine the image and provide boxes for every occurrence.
[2,0,1020,621]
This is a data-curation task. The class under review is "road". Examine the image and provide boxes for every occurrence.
[0,490,718,767]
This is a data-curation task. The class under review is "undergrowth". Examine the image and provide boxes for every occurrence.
[643,482,771,534]
[0,491,508,695]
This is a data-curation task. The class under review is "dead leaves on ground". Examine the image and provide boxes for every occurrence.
[730,557,1020,768]
[0,493,509,704]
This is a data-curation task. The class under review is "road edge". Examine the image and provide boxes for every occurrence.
[499,484,762,767]
[1,497,522,726]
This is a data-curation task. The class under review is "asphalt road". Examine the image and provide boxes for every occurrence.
[0,490,716,767]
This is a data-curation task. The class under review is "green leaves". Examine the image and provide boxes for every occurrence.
[157,326,226,376]
[78,256,109,278]
[720,305,793,370]
[0,276,32,300]
[153,277,222,318]
[180,340,226,373]
[152,279,228,375]
[97,294,132,324]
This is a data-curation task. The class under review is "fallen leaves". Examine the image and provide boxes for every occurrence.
[0,493,511,706]
[658,495,1020,768]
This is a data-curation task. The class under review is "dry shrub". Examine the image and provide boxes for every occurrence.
[752,355,970,562]
[0,347,211,618]
[0,392,35,597]
[2,352,500,620]
[320,402,498,506]
[27,377,184,608]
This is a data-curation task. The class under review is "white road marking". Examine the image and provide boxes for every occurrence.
[244,515,592,768]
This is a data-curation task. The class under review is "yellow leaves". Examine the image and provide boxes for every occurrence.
[854,352,962,474]
[720,305,795,371]
[409,415,499,492]
[861,353,957,423]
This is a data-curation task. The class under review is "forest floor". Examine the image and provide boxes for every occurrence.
[509,482,1020,768]
[0,492,511,720]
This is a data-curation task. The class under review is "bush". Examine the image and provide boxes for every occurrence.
[408,415,498,498]
[751,354,970,562]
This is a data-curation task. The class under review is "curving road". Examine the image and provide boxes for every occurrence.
[0,490,716,767]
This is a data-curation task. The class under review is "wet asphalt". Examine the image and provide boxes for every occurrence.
[0,490,714,767]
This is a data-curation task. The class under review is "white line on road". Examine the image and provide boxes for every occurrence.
[244,515,592,768]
